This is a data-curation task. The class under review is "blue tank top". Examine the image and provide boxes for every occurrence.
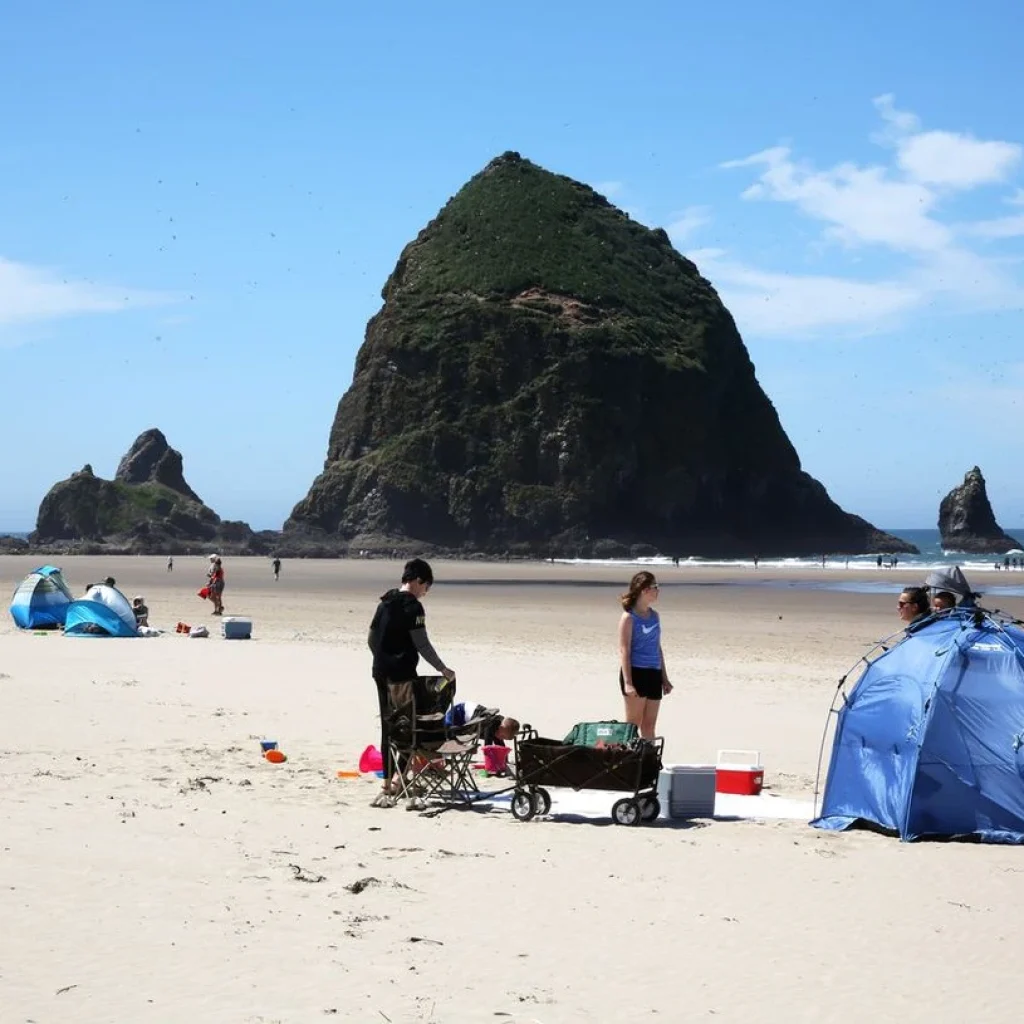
[629,609,661,669]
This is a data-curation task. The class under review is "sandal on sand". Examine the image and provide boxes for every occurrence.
[370,792,397,809]
[406,797,427,812]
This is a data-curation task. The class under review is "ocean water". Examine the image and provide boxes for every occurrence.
[562,527,1024,598]
[565,528,1024,573]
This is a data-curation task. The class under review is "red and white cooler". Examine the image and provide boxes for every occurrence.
[715,749,765,796]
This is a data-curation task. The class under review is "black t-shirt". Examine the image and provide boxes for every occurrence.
[369,589,426,682]
[481,718,505,746]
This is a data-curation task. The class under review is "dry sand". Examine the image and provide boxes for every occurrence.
[1,555,1022,1023]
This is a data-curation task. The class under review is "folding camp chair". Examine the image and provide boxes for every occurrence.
[387,692,502,809]
[419,708,504,805]
[384,675,457,809]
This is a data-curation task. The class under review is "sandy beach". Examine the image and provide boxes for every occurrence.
[2,554,1023,1023]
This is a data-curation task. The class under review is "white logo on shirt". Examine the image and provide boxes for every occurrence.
[641,624,657,635]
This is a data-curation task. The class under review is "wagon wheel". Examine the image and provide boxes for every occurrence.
[611,798,642,826]
[640,796,661,822]
[533,787,552,817]
[511,789,536,821]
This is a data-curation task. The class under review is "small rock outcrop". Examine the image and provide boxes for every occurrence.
[32,430,262,553]
[115,428,202,503]
[939,467,1021,554]
[286,151,916,558]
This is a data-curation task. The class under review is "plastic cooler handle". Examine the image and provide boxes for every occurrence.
[716,749,761,766]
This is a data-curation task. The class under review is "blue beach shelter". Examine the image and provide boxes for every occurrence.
[813,609,1024,843]
[9,565,74,629]
[64,584,139,638]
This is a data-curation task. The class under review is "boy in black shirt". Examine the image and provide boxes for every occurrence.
[367,558,456,807]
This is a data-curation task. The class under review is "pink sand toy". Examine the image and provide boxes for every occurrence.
[482,745,510,774]
[359,745,384,774]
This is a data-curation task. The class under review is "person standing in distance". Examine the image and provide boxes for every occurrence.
[207,555,225,615]
[367,558,456,807]
[618,571,672,740]
[272,557,281,581]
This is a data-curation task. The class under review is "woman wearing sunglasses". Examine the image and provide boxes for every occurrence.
[897,586,931,627]
[617,570,673,740]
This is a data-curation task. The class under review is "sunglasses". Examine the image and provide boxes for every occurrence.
[897,599,914,607]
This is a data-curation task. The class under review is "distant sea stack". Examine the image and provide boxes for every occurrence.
[286,152,916,558]
[32,429,264,553]
[939,467,1021,554]
[115,428,203,503]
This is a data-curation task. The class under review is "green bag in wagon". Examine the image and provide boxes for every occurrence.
[562,720,639,748]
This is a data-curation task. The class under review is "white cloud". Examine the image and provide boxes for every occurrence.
[872,94,920,138]
[687,250,922,336]
[872,94,1024,190]
[665,206,710,244]
[0,257,171,334]
[965,213,1024,239]
[898,131,1020,188]
[713,96,1024,336]
[968,188,1024,236]
[724,145,949,252]
[875,94,1022,188]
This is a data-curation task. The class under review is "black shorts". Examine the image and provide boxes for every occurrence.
[620,667,663,701]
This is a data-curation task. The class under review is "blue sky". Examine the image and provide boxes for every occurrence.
[1,1,1022,532]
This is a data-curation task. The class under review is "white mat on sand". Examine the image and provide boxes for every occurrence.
[713,791,815,821]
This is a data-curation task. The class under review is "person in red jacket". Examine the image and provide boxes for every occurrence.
[207,555,225,616]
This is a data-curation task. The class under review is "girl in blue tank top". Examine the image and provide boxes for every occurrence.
[617,570,673,740]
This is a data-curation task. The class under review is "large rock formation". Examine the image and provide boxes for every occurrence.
[115,428,202,503]
[33,430,263,553]
[939,467,1021,554]
[286,152,916,558]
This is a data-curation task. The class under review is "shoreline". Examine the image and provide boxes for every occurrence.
[4,551,1022,585]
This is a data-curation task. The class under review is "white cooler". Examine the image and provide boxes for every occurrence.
[221,616,252,640]
[656,764,717,820]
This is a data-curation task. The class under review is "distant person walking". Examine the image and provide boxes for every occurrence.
[272,557,281,581]
[367,558,456,808]
[167,556,174,573]
[617,571,672,741]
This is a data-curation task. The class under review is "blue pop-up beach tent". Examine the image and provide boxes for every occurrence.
[64,584,139,638]
[9,565,74,629]
[813,608,1024,843]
